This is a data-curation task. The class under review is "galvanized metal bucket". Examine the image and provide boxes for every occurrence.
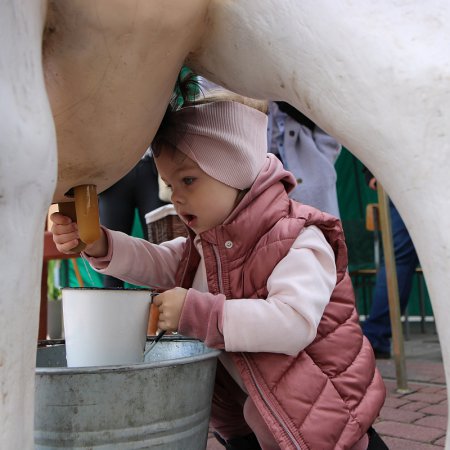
[35,336,220,449]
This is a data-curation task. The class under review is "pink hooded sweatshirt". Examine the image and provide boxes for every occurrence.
[173,156,386,449]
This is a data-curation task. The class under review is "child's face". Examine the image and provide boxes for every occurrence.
[155,145,241,234]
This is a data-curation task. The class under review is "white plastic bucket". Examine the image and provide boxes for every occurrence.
[62,287,151,367]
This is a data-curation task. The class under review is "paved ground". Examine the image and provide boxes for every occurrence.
[206,322,447,449]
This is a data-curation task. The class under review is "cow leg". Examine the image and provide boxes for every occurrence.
[0,1,56,448]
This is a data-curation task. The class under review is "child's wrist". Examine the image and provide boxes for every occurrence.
[84,229,108,258]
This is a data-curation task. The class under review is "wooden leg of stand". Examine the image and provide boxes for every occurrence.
[377,183,409,392]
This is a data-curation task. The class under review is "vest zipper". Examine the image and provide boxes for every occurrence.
[180,240,192,286]
[241,353,304,450]
[212,244,225,293]
[213,243,303,448]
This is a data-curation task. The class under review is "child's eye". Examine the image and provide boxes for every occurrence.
[183,177,195,186]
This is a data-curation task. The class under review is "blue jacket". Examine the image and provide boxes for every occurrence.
[268,102,341,218]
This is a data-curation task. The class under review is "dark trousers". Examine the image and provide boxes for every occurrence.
[367,427,389,449]
[362,201,419,353]
[99,156,166,288]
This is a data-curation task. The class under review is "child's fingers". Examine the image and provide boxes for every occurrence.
[50,212,73,225]
[53,228,79,245]
[51,220,78,237]
[56,239,82,254]
[152,295,162,307]
[157,316,176,333]
[51,220,81,253]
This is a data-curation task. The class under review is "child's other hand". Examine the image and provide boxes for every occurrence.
[154,287,188,332]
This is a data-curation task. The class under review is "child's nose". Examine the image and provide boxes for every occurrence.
[171,188,184,204]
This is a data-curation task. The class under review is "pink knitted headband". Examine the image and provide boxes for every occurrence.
[157,101,268,190]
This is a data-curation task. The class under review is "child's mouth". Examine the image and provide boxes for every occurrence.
[184,214,196,226]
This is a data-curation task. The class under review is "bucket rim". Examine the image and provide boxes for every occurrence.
[36,336,220,374]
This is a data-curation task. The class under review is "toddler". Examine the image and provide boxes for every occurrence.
[51,89,387,450]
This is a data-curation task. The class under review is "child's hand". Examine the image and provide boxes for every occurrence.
[50,212,81,254]
[153,287,188,332]
[50,212,107,256]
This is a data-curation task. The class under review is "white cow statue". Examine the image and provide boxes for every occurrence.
[1,0,450,448]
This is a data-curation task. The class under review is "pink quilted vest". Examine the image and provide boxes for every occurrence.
[175,168,385,449]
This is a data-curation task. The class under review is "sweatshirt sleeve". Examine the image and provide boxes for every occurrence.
[83,228,186,289]
[224,225,336,355]
[178,289,226,349]
[177,226,336,355]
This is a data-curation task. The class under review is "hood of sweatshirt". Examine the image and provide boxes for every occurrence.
[225,153,296,224]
